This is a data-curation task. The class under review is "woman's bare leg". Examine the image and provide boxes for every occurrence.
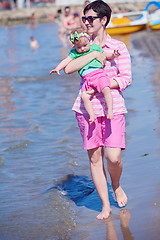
[106,214,119,240]
[88,147,112,219]
[105,147,128,207]
[120,209,134,240]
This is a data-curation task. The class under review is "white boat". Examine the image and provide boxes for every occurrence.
[106,11,148,35]
[144,1,160,30]
[106,1,160,35]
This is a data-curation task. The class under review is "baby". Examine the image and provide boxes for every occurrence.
[50,28,120,124]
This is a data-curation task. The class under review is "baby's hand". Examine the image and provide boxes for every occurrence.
[104,49,120,59]
[113,49,120,58]
[50,68,60,75]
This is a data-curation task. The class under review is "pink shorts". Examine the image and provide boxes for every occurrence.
[81,69,110,93]
[76,112,125,150]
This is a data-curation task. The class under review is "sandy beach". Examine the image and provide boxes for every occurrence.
[0,19,160,239]
[0,1,152,25]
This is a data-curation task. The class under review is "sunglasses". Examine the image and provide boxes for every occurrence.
[82,16,100,24]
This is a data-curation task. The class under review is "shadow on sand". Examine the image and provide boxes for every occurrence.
[47,174,118,212]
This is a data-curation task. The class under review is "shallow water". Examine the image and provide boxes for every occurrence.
[0,23,160,240]
[0,23,83,240]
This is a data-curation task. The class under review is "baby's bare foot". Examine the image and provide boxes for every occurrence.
[107,109,114,119]
[113,185,128,207]
[89,115,97,125]
[97,206,112,220]
[107,113,114,119]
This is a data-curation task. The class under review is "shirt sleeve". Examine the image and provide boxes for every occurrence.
[113,42,132,92]
[69,49,77,60]
[92,44,103,53]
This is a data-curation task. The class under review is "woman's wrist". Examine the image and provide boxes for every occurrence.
[93,51,100,58]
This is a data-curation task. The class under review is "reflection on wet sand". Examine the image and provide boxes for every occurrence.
[151,55,160,142]
[113,34,131,48]
[132,30,160,60]
[106,210,134,240]
[119,209,134,240]
[132,30,160,147]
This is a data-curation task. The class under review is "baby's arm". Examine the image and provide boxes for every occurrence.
[50,56,72,75]
[103,49,120,60]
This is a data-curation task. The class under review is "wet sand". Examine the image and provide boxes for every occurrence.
[69,30,160,239]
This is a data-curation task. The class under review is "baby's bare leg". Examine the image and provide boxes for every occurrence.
[81,91,97,125]
[102,87,114,119]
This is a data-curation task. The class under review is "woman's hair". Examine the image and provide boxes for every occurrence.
[57,9,62,14]
[84,0,112,26]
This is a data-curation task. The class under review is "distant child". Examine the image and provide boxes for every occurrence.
[30,36,39,50]
[29,12,36,29]
[50,28,120,124]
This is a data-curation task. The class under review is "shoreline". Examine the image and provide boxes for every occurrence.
[0,1,152,26]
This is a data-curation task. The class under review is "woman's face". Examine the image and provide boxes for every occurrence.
[65,7,70,16]
[84,9,103,35]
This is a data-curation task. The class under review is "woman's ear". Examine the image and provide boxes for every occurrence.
[101,16,107,26]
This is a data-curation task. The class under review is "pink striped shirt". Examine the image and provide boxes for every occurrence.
[72,34,132,116]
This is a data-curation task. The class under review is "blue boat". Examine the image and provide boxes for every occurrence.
[144,1,160,30]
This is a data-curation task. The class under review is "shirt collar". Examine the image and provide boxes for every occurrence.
[90,33,113,48]
[102,34,113,48]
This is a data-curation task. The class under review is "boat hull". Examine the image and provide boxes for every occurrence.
[106,24,146,35]
[149,23,160,30]
[148,19,160,30]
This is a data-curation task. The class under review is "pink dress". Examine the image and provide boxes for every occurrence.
[81,68,110,93]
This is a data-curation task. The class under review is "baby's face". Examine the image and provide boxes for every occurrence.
[74,37,90,53]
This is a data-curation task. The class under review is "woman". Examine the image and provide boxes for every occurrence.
[64,0,132,220]
[56,9,67,47]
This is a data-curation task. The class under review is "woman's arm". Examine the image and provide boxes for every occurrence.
[64,51,106,74]
[111,43,132,91]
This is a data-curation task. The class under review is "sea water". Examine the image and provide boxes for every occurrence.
[0,22,87,240]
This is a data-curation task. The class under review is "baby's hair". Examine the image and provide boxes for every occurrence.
[71,27,88,35]
[70,27,90,44]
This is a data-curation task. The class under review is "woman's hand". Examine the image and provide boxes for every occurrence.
[65,51,101,74]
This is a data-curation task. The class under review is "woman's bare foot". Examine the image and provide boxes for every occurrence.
[97,206,112,220]
[119,209,131,228]
[113,185,128,207]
